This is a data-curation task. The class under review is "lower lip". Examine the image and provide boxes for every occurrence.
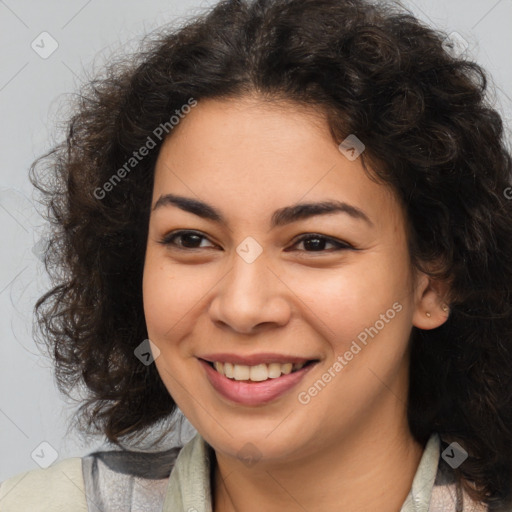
[199,359,317,406]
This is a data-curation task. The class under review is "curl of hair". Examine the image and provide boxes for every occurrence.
[31,0,512,505]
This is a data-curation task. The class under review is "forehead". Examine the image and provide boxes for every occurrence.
[152,96,404,231]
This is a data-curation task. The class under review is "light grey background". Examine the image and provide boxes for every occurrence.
[1,0,511,481]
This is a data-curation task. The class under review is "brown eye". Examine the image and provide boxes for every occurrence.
[159,230,216,249]
[288,234,354,252]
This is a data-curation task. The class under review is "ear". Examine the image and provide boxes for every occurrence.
[412,272,451,330]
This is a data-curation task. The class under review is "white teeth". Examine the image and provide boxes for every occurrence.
[267,363,283,379]
[249,364,269,382]
[211,361,308,381]
[233,364,250,381]
[224,362,234,379]
[281,363,293,375]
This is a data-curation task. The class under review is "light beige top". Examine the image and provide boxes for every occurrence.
[0,432,489,511]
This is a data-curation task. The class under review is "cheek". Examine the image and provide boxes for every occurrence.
[142,253,186,341]
[290,265,403,329]
[284,252,413,355]
[142,256,202,397]
[142,251,217,345]
[142,258,170,338]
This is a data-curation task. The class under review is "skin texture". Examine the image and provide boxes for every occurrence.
[142,95,450,512]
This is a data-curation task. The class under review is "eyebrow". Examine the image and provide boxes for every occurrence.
[152,193,374,228]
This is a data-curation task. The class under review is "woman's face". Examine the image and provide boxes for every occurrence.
[143,96,445,463]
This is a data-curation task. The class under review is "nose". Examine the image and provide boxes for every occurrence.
[208,252,292,334]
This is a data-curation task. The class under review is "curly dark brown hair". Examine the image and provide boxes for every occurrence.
[30,0,512,506]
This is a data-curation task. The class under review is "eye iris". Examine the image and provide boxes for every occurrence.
[304,237,325,251]
[181,233,202,248]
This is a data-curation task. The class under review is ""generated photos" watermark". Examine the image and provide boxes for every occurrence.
[298,301,403,405]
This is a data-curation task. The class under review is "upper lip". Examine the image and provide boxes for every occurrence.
[199,353,318,366]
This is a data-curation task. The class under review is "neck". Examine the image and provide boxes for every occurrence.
[212,401,425,512]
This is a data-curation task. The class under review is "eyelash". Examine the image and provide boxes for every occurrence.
[158,230,354,253]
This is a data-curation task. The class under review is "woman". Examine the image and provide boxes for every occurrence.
[1,0,511,510]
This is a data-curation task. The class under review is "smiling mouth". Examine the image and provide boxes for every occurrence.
[203,360,319,382]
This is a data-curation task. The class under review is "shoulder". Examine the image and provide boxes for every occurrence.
[0,457,86,511]
[0,445,183,512]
